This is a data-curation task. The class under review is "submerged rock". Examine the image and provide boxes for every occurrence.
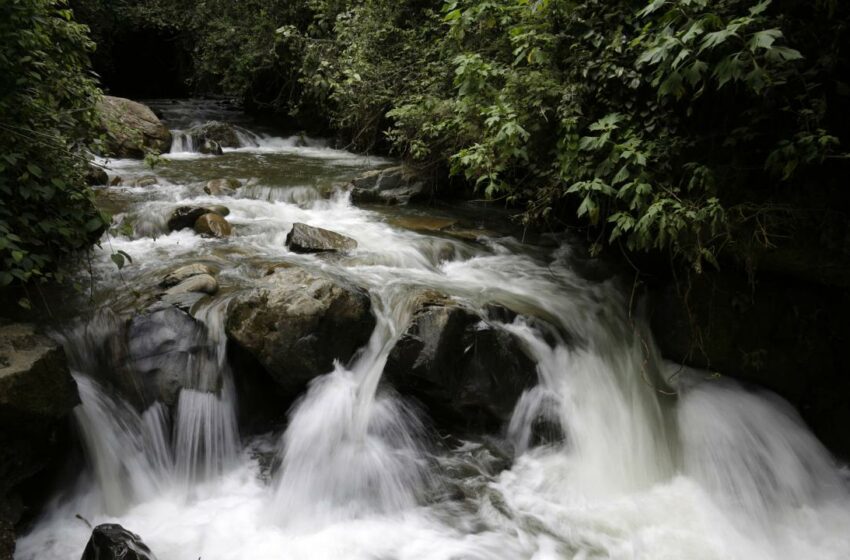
[225,266,375,396]
[349,166,431,205]
[204,178,241,195]
[286,223,357,253]
[194,213,232,238]
[97,96,171,158]
[81,524,156,560]
[383,296,537,431]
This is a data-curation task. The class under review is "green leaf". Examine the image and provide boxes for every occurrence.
[85,217,104,232]
[110,252,125,270]
[749,29,782,51]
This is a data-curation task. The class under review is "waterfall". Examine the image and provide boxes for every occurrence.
[272,289,431,527]
[15,100,850,560]
[53,297,240,515]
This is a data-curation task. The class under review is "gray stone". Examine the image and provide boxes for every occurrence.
[349,166,431,205]
[383,296,537,430]
[0,323,78,426]
[286,223,357,253]
[127,306,216,406]
[225,266,375,396]
[97,96,171,158]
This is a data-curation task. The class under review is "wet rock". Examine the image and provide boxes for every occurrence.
[160,263,216,288]
[225,266,375,396]
[199,139,223,155]
[388,215,456,233]
[0,324,78,554]
[194,213,232,238]
[128,175,157,188]
[167,206,208,232]
[286,223,357,253]
[206,205,230,217]
[127,306,213,406]
[167,207,231,232]
[97,96,171,158]
[383,297,537,431]
[204,178,241,195]
[164,274,218,296]
[187,121,243,149]
[349,166,431,205]
[110,176,123,187]
[0,324,78,420]
[81,524,156,560]
[85,164,109,186]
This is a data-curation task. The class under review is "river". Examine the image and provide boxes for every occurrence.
[15,100,850,560]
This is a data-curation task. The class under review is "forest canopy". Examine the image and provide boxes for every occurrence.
[2,0,849,289]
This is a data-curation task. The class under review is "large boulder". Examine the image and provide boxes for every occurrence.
[383,297,537,431]
[349,166,431,205]
[97,96,171,158]
[286,223,357,254]
[0,324,78,556]
[81,524,156,560]
[225,267,376,396]
[126,306,218,407]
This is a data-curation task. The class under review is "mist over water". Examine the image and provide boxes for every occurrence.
[16,101,850,560]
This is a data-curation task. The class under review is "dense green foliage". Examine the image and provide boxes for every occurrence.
[60,0,850,273]
[0,0,107,294]
[287,0,849,271]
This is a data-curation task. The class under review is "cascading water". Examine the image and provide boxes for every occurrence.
[15,100,850,560]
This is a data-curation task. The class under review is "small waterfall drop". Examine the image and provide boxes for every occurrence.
[272,288,431,527]
[15,100,850,560]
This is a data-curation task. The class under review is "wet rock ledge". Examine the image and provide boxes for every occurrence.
[0,324,78,558]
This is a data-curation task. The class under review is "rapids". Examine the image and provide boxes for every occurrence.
[15,100,850,560]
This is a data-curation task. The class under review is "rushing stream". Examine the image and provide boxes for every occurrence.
[15,100,850,560]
